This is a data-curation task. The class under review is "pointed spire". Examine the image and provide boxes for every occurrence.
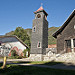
[34,6,44,13]
[34,4,48,16]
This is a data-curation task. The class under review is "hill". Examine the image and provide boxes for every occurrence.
[48,27,60,45]
[5,27,60,45]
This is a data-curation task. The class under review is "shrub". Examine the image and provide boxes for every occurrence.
[23,48,30,57]
[11,50,17,56]
[8,56,22,59]
[23,49,26,57]
[16,56,23,59]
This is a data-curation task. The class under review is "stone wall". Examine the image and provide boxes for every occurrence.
[43,51,75,64]
[29,48,57,61]
[30,54,43,61]
[46,48,57,54]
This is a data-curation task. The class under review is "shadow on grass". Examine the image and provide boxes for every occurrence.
[5,61,75,70]
[43,61,75,70]
[0,61,75,75]
[0,64,75,75]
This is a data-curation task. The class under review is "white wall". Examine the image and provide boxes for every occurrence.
[0,37,26,51]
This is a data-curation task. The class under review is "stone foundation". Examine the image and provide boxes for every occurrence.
[29,54,43,61]
[25,51,75,64]
[43,51,75,64]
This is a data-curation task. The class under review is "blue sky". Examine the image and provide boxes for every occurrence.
[0,0,75,35]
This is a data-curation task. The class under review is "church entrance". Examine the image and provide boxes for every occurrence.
[66,39,75,52]
[66,40,71,52]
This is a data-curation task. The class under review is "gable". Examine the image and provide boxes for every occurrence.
[53,10,75,38]
[59,15,75,38]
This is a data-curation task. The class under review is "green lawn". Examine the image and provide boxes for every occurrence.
[0,63,75,75]
[12,61,63,66]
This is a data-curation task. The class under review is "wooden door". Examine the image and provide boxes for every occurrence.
[66,40,71,53]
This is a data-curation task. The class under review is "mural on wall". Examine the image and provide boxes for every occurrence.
[9,46,23,56]
[0,43,24,57]
[0,43,11,56]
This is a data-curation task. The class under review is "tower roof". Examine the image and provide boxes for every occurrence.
[34,6,48,16]
[35,6,44,12]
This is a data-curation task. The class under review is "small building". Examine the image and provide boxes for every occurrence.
[0,35,28,56]
[53,10,75,53]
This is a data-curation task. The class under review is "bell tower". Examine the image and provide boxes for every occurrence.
[30,6,48,61]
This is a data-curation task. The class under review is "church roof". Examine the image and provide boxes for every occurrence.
[52,9,75,38]
[34,6,48,16]
[0,35,29,48]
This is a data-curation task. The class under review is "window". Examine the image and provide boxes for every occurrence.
[37,42,41,48]
[73,39,75,47]
[0,43,1,46]
[74,25,75,29]
[37,14,41,18]
[33,26,36,32]
[66,40,71,48]
[33,27,35,32]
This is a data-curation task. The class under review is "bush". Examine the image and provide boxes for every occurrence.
[8,56,23,59]
[11,50,17,56]
[16,56,23,59]
[23,48,30,57]
[23,50,26,57]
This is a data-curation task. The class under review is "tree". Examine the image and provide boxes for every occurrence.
[14,27,31,48]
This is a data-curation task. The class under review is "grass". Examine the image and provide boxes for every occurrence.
[12,61,62,66]
[0,64,75,75]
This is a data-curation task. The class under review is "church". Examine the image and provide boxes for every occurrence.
[30,6,75,61]
[53,10,75,53]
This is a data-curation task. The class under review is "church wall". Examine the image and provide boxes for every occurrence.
[42,18,48,54]
[31,18,43,54]
[57,15,75,53]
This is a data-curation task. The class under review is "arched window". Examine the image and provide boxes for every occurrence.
[37,42,41,48]
[33,26,36,32]
[34,27,35,32]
